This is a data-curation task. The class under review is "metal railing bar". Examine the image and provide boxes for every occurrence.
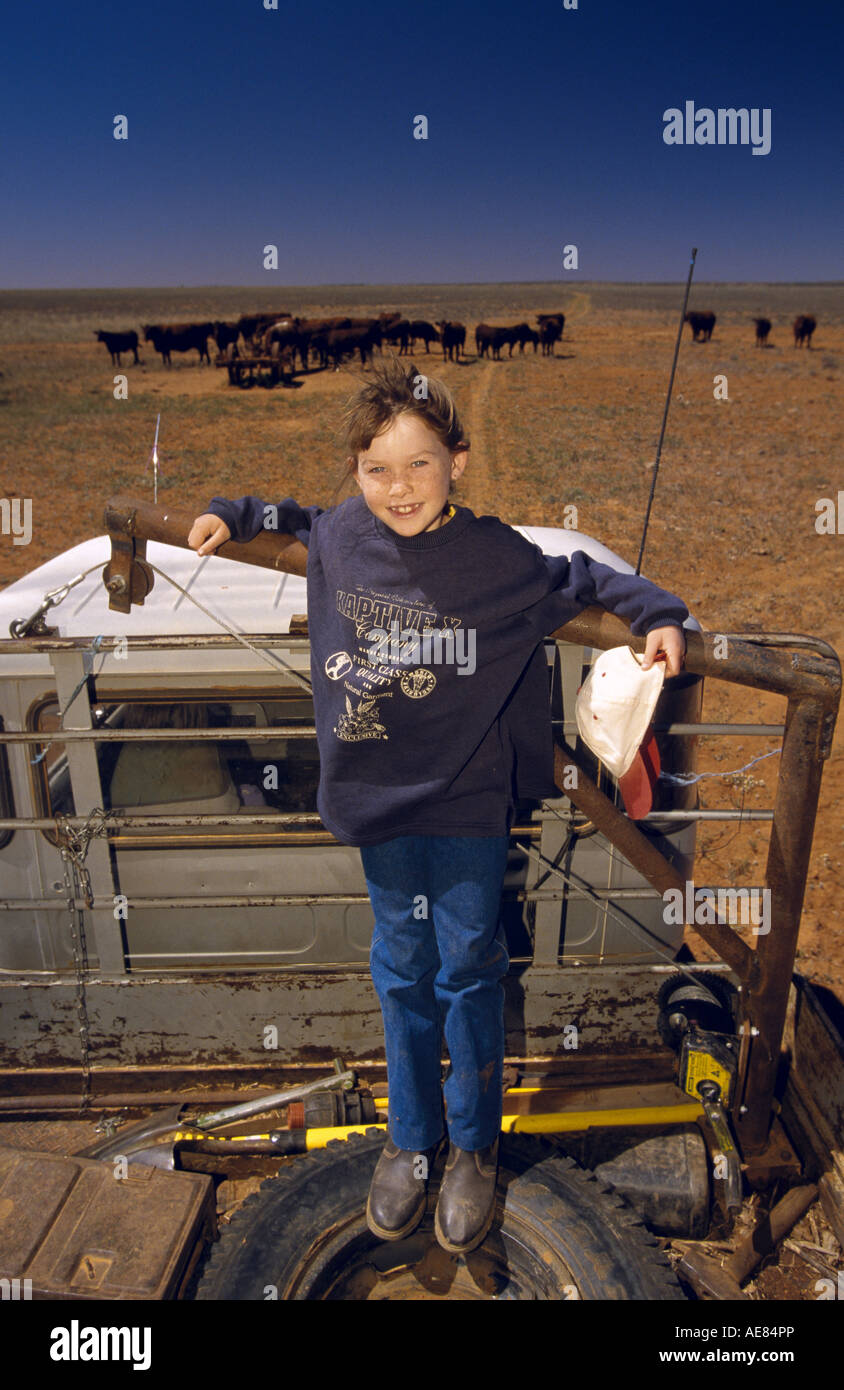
[651,723,785,736]
[1,726,317,743]
[0,807,774,833]
[0,884,768,912]
[0,634,312,653]
[0,723,785,744]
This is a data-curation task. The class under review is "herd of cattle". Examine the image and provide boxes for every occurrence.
[92,311,566,370]
[92,308,819,372]
[683,310,817,348]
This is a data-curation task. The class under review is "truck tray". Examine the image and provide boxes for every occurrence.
[0,1146,215,1300]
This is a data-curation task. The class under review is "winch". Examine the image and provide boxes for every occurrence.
[659,975,743,1215]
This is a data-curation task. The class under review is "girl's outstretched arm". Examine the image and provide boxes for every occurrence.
[196,495,325,548]
[525,549,690,674]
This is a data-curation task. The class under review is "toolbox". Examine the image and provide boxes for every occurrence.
[0,1145,216,1300]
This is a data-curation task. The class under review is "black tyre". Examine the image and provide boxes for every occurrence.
[194,1129,687,1301]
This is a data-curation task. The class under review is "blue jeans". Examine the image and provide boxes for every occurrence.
[360,834,511,1152]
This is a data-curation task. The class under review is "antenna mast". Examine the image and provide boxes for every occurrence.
[635,247,698,575]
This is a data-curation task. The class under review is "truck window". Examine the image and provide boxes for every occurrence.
[32,696,320,841]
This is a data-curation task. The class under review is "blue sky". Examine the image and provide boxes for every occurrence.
[2,0,841,286]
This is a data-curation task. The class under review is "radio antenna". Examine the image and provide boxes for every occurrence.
[635,247,697,575]
[146,412,162,503]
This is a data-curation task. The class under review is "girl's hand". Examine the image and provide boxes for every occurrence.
[641,625,686,678]
[188,513,232,555]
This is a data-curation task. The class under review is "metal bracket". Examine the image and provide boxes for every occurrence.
[102,504,155,614]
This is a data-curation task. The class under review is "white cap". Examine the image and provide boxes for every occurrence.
[575,645,665,779]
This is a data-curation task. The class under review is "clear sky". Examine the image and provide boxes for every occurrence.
[2,0,841,287]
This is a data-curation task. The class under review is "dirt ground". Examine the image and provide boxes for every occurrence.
[1,282,841,998]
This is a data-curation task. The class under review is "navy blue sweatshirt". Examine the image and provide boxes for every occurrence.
[204,494,689,846]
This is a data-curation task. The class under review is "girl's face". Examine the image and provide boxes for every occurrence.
[354,413,468,536]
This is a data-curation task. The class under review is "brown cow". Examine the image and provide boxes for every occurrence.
[475,324,517,359]
[319,326,378,370]
[475,323,493,357]
[297,316,355,363]
[342,318,384,349]
[793,314,816,348]
[263,318,302,362]
[236,312,293,348]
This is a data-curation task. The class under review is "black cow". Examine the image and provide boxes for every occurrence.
[408,320,439,353]
[537,313,565,356]
[511,322,539,353]
[383,319,412,355]
[213,321,241,356]
[793,314,816,348]
[436,321,466,361]
[142,322,214,366]
[95,329,140,366]
[493,326,518,359]
[753,317,772,347]
[684,311,716,342]
[538,320,562,356]
[475,323,493,357]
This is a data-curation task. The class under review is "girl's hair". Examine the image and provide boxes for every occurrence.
[331,357,469,503]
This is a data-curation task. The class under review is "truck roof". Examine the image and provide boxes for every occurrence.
[0,527,699,678]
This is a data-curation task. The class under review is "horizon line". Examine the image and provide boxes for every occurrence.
[2,278,841,293]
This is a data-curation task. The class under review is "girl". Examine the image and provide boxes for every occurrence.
[188,358,687,1254]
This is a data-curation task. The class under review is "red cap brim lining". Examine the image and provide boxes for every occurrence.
[617,729,661,819]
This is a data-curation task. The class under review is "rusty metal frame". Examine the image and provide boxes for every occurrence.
[1,495,840,1158]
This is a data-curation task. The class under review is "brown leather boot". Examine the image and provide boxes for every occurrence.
[434,1138,499,1253]
[366,1137,439,1240]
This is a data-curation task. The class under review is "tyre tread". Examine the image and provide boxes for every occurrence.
[195,1128,685,1301]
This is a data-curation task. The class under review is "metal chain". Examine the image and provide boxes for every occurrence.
[55,808,118,1114]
